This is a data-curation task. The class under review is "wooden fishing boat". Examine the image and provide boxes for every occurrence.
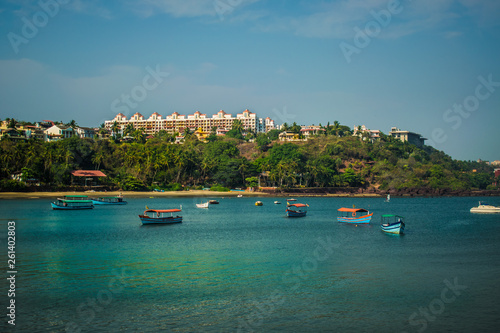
[337,207,373,224]
[209,200,219,204]
[286,203,308,217]
[139,209,183,225]
[51,198,94,210]
[92,196,127,205]
[381,215,405,234]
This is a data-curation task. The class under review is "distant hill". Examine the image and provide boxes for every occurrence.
[0,133,498,195]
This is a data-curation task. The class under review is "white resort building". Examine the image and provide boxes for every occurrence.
[105,109,276,136]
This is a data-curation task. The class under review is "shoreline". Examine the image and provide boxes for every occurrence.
[0,190,498,199]
[0,190,269,199]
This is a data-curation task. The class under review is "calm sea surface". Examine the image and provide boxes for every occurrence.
[1,196,500,332]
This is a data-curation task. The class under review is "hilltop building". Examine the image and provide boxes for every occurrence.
[300,125,325,138]
[45,124,74,141]
[389,127,427,147]
[353,125,381,142]
[105,109,276,136]
[0,120,99,142]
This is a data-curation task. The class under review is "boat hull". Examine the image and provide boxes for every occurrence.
[286,210,307,217]
[51,202,94,210]
[470,207,500,213]
[139,216,183,225]
[381,222,404,234]
[337,213,373,224]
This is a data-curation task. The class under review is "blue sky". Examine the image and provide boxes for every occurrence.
[0,0,499,161]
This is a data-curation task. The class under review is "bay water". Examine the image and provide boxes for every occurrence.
[1,196,499,332]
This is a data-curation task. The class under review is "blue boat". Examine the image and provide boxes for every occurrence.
[139,209,183,225]
[92,196,127,205]
[51,198,94,210]
[380,215,405,234]
[337,207,373,224]
[286,203,308,217]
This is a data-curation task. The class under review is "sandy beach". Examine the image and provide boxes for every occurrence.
[0,190,269,199]
[0,190,390,199]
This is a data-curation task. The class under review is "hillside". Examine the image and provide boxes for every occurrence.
[0,133,498,195]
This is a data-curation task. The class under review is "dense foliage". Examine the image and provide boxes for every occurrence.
[0,132,497,192]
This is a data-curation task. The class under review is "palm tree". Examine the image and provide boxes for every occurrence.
[111,121,120,139]
[232,119,244,133]
[183,127,192,137]
[124,123,134,137]
[133,129,145,143]
[8,118,17,129]
[333,120,340,136]
[92,150,105,170]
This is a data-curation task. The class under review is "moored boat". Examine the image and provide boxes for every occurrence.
[196,202,209,208]
[51,198,94,210]
[62,195,89,200]
[380,214,405,234]
[92,196,127,205]
[286,203,308,217]
[274,201,281,204]
[209,200,219,204]
[470,202,500,213]
[255,201,263,206]
[337,207,373,224]
[139,209,183,225]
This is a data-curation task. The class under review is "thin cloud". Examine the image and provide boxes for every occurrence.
[254,0,499,40]
[133,0,216,18]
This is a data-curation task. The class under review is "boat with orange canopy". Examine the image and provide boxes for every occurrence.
[337,207,373,224]
[286,203,308,217]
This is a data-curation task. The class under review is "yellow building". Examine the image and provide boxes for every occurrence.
[193,128,210,142]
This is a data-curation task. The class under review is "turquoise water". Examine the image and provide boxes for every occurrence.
[1,196,499,332]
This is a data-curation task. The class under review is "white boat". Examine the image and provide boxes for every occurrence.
[196,202,209,208]
[274,201,281,204]
[470,202,500,213]
[385,194,390,202]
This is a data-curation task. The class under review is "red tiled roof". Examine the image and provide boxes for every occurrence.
[71,170,107,177]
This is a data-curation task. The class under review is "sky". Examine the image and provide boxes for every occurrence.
[0,0,499,161]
